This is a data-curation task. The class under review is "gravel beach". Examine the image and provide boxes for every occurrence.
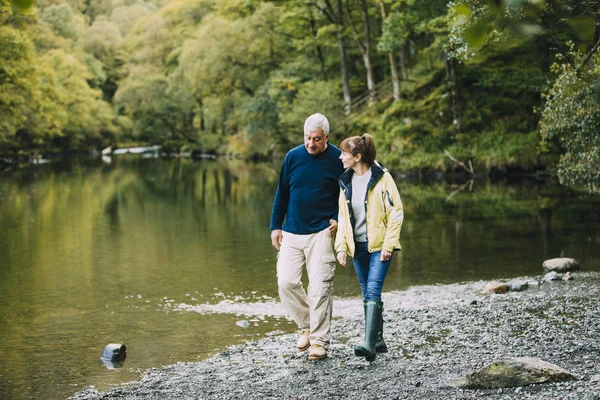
[71,272,600,400]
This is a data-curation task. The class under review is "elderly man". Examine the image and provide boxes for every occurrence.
[270,113,345,360]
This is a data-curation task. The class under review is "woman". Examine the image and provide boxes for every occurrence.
[335,133,404,362]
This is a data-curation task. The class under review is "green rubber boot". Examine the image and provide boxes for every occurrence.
[362,301,387,353]
[376,302,388,353]
[355,300,383,361]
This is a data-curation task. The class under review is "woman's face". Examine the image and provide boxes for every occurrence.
[339,150,360,169]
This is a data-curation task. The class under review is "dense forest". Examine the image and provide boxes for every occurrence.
[1,0,599,191]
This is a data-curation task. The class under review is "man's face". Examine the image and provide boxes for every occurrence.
[304,128,328,155]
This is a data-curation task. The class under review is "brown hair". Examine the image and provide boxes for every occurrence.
[339,133,376,166]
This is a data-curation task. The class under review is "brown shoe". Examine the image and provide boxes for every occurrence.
[308,344,327,360]
[297,330,310,351]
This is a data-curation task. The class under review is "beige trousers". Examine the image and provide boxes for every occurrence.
[277,228,336,348]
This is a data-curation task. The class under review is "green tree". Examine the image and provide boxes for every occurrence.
[0,25,38,143]
[84,15,124,100]
[25,49,117,150]
[40,3,77,39]
[109,1,156,36]
[541,49,600,193]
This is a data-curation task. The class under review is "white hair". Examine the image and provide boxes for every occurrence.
[304,113,330,137]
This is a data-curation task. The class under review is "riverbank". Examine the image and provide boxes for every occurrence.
[71,272,600,400]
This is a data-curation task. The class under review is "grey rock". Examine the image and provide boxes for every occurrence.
[543,271,563,282]
[450,357,578,389]
[482,281,508,294]
[543,258,580,273]
[236,320,250,328]
[101,344,126,361]
[507,281,529,292]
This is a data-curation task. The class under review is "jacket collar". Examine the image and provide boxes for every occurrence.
[339,161,387,187]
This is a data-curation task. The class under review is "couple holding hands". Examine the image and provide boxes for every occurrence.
[270,113,404,362]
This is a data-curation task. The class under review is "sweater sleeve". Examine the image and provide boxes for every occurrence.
[270,155,290,231]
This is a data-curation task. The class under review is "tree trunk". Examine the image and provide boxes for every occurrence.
[379,0,400,101]
[311,0,352,113]
[335,0,352,114]
[400,45,410,79]
[346,0,375,106]
[389,53,400,100]
[359,0,375,104]
[198,98,205,133]
[444,52,460,132]
[338,32,352,114]
[307,5,328,80]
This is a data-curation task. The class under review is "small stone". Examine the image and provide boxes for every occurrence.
[543,272,563,282]
[101,344,126,361]
[100,344,127,370]
[482,282,508,294]
[507,281,529,292]
[236,320,250,328]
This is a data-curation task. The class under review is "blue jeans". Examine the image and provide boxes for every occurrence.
[352,242,392,302]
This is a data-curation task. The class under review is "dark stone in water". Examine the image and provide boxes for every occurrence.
[101,358,126,369]
[101,343,127,361]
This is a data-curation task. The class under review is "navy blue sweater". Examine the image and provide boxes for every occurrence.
[270,144,344,234]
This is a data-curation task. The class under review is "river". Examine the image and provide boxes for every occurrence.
[0,157,598,400]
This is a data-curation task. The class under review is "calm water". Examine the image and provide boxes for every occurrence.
[0,157,599,400]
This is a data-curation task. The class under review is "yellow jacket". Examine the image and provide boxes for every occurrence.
[334,162,404,257]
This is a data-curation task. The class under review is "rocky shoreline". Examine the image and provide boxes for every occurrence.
[71,272,600,400]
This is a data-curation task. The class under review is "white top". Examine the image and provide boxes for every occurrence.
[351,168,371,242]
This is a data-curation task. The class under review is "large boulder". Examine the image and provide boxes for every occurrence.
[450,357,578,389]
[542,258,580,273]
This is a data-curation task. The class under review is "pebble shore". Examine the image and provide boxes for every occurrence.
[71,272,600,400]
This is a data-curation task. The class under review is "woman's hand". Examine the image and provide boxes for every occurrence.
[380,249,392,262]
[328,219,338,237]
[337,251,347,267]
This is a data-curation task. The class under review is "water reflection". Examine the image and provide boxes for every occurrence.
[0,157,599,400]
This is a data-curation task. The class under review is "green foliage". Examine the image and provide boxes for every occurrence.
[84,16,123,59]
[279,80,345,143]
[0,25,38,140]
[40,3,77,39]
[378,0,448,53]
[447,0,600,61]
[540,51,600,193]
[110,2,156,36]
[27,49,117,149]
[11,0,33,10]
[0,0,597,194]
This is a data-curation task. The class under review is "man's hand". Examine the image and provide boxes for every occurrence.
[271,229,283,250]
[337,251,347,267]
[380,249,392,262]
[328,219,338,237]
